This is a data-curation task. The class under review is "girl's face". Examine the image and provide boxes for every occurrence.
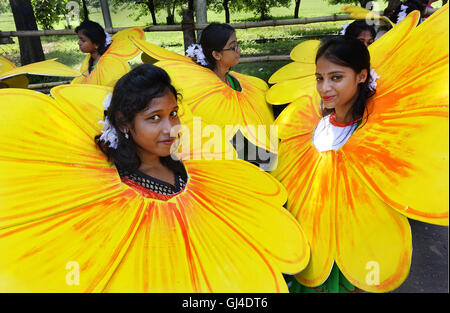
[315,56,367,117]
[126,88,180,160]
[356,30,374,47]
[215,32,240,68]
[77,31,97,54]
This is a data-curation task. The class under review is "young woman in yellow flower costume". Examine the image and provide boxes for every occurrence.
[0,64,309,292]
[267,5,448,293]
[71,20,144,87]
[130,23,277,169]
[0,55,81,89]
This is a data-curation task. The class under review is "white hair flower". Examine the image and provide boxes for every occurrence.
[340,21,350,35]
[185,43,208,66]
[368,68,381,92]
[397,4,409,23]
[104,31,112,46]
[98,93,119,149]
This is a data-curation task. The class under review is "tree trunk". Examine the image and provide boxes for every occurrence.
[81,0,89,21]
[384,0,401,17]
[188,0,194,11]
[442,0,447,5]
[181,9,196,50]
[166,4,174,24]
[223,0,230,23]
[294,0,301,18]
[9,0,45,65]
[145,0,158,25]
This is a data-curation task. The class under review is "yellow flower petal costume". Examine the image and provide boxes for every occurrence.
[0,56,81,89]
[71,27,144,87]
[0,84,309,292]
[342,5,395,28]
[130,38,278,154]
[267,6,449,292]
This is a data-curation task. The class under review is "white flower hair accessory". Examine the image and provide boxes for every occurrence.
[340,21,350,35]
[397,4,408,24]
[104,31,112,46]
[98,93,119,149]
[185,43,208,66]
[368,68,381,92]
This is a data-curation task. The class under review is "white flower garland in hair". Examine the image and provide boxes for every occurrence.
[397,4,409,23]
[185,43,208,66]
[368,68,380,92]
[98,93,119,149]
[340,21,350,35]
[104,30,112,46]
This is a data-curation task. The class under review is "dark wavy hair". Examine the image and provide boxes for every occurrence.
[315,36,375,124]
[75,20,111,69]
[95,64,183,175]
[344,20,376,41]
[199,23,235,70]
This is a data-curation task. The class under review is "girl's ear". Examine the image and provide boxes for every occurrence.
[211,50,221,61]
[114,111,130,134]
[358,69,368,84]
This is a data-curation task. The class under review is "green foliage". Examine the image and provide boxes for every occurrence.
[241,0,293,20]
[0,0,11,14]
[31,0,70,30]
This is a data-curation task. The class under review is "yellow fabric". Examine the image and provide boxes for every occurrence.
[0,85,309,292]
[269,6,449,292]
[1,56,80,89]
[71,27,144,87]
[131,38,277,154]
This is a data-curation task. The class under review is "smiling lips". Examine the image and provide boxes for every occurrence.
[322,96,336,102]
[159,138,175,145]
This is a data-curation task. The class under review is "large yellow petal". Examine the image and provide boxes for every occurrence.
[0,190,145,292]
[334,151,412,292]
[71,54,129,87]
[106,27,145,60]
[0,56,15,73]
[274,94,321,140]
[344,4,449,225]
[268,62,316,84]
[289,40,320,63]
[0,58,81,80]
[105,160,309,292]
[131,37,192,62]
[266,75,316,105]
[369,11,420,69]
[0,88,121,229]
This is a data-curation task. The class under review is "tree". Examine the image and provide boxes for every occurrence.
[294,0,301,18]
[327,0,372,8]
[31,0,70,30]
[208,0,245,23]
[241,0,292,20]
[9,0,45,65]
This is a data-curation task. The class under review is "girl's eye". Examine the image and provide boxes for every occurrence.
[332,75,342,81]
[148,115,160,121]
[315,76,323,82]
[170,110,178,117]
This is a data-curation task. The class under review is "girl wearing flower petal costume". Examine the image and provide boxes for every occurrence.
[267,5,448,293]
[0,64,309,292]
[130,23,277,169]
[72,20,144,87]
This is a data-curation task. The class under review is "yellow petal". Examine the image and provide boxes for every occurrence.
[131,37,192,62]
[268,62,316,84]
[289,40,320,63]
[107,27,145,60]
[342,5,395,27]
[71,54,129,87]
[0,56,16,73]
[274,94,321,140]
[334,151,412,292]
[266,75,316,105]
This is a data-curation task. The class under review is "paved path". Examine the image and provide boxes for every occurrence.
[391,219,448,293]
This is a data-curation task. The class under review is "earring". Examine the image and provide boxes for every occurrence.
[123,129,129,139]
